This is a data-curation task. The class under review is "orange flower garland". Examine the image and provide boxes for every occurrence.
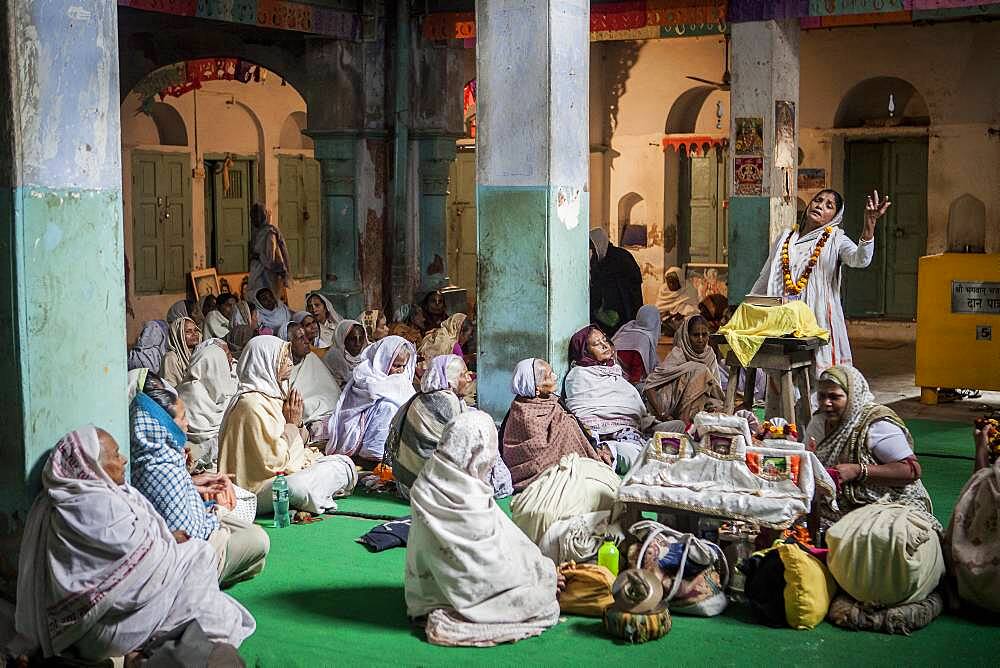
[781,225,833,296]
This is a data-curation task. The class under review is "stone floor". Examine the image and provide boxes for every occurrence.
[852,340,1000,423]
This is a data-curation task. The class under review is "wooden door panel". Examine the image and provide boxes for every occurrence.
[303,158,322,277]
[843,142,887,317]
[886,140,927,317]
[162,154,191,292]
[215,161,251,273]
[687,155,718,264]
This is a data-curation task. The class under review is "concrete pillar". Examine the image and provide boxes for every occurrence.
[476,0,591,419]
[312,134,366,317]
[0,2,126,530]
[417,136,458,292]
[728,19,800,302]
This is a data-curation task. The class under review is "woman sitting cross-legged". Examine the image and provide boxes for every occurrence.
[386,354,512,500]
[13,426,254,663]
[326,335,417,467]
[805,364,935,529]
[406,411,561,647]
[564,325,682,473]
[160,315,202,387]
[501,357,613,492]
[177,339,237,466]
[130,373,269,588]
[643,314,725,424]
[217,336,357,515]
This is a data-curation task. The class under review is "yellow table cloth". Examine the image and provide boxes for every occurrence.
[717,301,829,368]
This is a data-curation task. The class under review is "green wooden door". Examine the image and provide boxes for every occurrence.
[131,151,192,294]
[446,151,477,296]
[212,160,251,274]
[843,138,927,318]
[679,151,727,265]
[278,155,322,278]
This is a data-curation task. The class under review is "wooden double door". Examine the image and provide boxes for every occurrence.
[842,138,928,319]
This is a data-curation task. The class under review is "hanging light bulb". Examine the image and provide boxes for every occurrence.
[888,93,896,118]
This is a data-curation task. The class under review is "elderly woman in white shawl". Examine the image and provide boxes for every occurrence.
[326,335,416,466]
[611,304,661,385]
[252,287,291,334]
[160,316,202,387]
[751,189,890,372]
[387,354,512,500]
[406,411,561,647]
[306,291,342,346]
[323,318,371,387]
[656,266,699,335]
[217,336,357,515]
[13,426,254,662]
[644,314,724,424]
[285,322,341,443]
[177,340,237,465]
[564,325,681,474]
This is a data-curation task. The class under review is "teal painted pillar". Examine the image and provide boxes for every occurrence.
[0,2,126,530]
[389,0,411,304]
[728,19,800,302]
[417,136,458,292]
[476,0,591,420]
[312,134,365,317]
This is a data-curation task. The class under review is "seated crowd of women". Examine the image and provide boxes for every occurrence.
[12,289,997,662]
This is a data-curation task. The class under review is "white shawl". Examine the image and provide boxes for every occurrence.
[323,319,370,386]
[308,292,342,346]
[510,358,538,398]
[203,309,230,340]
[290,352,342,426]
[252,288,292,332]
[405,412,559,646]
[564,364,646,433]
[611,304,661,375]
[326,335,416,457]
[15,426,254,659]
[177,343,237,448]
[656,266,700,317]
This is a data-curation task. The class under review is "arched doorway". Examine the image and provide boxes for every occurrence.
[838,77,929,319]
[121,61,319,339]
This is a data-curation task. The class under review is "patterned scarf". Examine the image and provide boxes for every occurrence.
[129,393,218,540]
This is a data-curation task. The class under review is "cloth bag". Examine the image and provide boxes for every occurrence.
[827,501,944,607]
[626,520,729,617]
[557,562,616,617]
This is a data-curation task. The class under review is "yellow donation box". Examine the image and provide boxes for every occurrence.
[916,253,1000,404]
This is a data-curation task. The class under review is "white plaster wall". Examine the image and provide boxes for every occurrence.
[120,70,318,342]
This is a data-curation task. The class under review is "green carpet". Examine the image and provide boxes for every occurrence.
[231,419,998,667]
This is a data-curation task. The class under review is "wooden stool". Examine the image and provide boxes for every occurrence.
[712,335,826,430]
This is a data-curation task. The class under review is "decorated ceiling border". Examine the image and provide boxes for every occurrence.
[421,0,1000,44]
[117,0,361,39]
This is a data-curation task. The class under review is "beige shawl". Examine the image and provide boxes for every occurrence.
[160,317,201,387]
[418,313,466,360]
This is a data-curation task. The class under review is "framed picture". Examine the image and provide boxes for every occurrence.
[190,268,220,300]
[219,272,250,300]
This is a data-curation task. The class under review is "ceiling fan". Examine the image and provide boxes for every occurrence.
[685,33,730,91]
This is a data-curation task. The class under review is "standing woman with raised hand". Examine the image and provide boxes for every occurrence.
[751,189,890,373]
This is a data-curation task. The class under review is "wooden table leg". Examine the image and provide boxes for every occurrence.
[780,370,796,423]
[724,363,739,414]
[794,368,812,431]
[742,365,757,411]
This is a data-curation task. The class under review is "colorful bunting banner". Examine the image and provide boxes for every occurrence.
[118,0,360,39]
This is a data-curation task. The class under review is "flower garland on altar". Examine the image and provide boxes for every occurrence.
[781,225,833,296]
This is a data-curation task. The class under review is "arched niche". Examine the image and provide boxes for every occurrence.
[279,111,313,150]
[665,85,717,134]
[148,102,188,146]
[618,192,647,247]
[947,193,986,252]
[834,77,930,129]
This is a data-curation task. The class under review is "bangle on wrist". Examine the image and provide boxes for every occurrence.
[856,462,869,482]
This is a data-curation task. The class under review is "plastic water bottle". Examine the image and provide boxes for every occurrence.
[597,538,620,576]
[272,472,290,528]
